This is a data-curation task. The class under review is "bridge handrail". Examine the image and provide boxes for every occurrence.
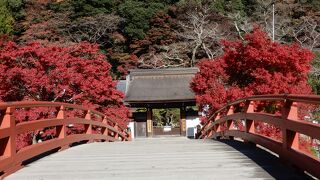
[0,101,131,179]
[0,101,127,131]
[203,94,320,127]
[197,94,320,178]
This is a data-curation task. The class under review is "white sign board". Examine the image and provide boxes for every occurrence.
[163,126,172,132]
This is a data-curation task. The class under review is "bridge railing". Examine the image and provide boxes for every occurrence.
[0,101,131,179]
[197,94,320,178]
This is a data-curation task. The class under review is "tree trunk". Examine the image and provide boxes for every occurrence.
[191,43,201,67]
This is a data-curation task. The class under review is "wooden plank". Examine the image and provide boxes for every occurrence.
[5,137,312,180]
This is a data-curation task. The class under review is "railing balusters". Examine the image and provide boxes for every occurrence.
[282,101,299,150]
[0,101,130,179]
[2,107,16,158]
[207,126,213,139]
[245,101,255,113]
[214,113,221,121]
[102,117,109,141]
[56,105,66,139]
[208,113,221,138]
[245,120,255,134]
[84,110,92,135]
[287,102,298,120]
[197,95,320,178]
[227,106,235,131]
[114,123,119,140]
[284,129,299,150]
[244,101,255,133]
[227,106,234,115]
[215,124,221,133]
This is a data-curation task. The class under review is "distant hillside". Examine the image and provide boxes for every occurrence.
[0,0,319,78]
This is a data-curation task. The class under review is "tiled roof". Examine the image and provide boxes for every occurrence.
[124,68,199,103]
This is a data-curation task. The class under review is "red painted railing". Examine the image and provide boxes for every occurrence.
[197,94,320,178]
[0,101,131,179]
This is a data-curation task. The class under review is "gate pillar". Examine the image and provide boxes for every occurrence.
[146,108,153,137]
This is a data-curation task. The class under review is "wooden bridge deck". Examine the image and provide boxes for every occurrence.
[5,137,311,180]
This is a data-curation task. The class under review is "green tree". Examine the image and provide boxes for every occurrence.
[230,0,245,16]
[211,0,225,13]
[7,0,24,20]
[118,0,167,40]
[153,108,180,127]
[0,0,24,35]
[241,0,257,16]
[70,0,122,18]
[0,1,14,34]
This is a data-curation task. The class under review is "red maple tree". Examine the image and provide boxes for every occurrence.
[191,27,314,119]
[0,41,130,149]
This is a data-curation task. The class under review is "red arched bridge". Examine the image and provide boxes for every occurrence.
[1,94,320,179]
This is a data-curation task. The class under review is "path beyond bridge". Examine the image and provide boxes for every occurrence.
[6,137,310,180]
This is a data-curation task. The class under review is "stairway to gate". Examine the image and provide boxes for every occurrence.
[6,137,311,180]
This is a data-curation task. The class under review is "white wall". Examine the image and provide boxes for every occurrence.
[186,116,200,138]
[128,122,135,139]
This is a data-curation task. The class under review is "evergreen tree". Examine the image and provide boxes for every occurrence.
[70,0,121,18]
[0,1,14,34]
[118,0,166,40]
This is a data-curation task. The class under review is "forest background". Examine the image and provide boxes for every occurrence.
[1,0,320,126]
[0,0,319,78]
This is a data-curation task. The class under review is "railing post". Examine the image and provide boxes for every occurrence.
[203,120,212,139]
[226,106,234,139]
[84,110,94,143]
[287,102,298,121]
[284,129,299,150]
[84,110,92,135]
[214,113,221,121]
[114,123,119,140]
[215,123,221,132]
[56,105,69,150]
[245,101,254,113]
[243,101,255,145]
[56,105,66,139]
[207,113,221,139]
[201,113,220,139]
[227,120,234,131]
[213,124,221,139]
[201,119,210,139]
[227,106,234,115]
[127,128,132,141]
[282,101,299,150]
[245,120,255,133]
[245,101,255,133]
[102,116,109,141]
[226,106,235,131]
[207,126,213,139]
[1,107,16,158]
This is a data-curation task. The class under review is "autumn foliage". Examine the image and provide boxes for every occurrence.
[0,41,130,149]
[191,27,314,117]
[0,41,130,125]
